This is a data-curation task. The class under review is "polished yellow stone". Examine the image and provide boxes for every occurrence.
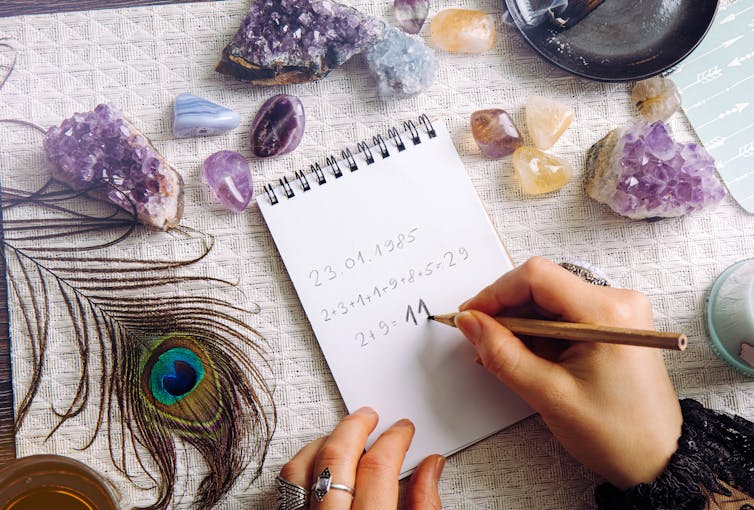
[512,146,572,195]
[525,96,574,150]
[430,9,495,53]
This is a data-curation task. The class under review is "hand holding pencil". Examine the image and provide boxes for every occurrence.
[453,257,683,491]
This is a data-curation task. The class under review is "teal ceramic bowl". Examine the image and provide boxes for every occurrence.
[706,259,754,378]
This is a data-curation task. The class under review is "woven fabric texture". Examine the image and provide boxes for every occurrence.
[0,0,752,508]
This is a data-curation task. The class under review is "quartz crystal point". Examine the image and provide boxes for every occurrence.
[44,103,184,230]
[471,109,522,158]
[512,146,572,194]
[216,0,384,85]
[250,94,306,158]
[173,93,240,138]
[525,96,574,150]
[365,26,438,97]
[202,150,253,213]
[430,9,495,53]
[631,76,681,122]
[394,0,429,34]
[585,121,726,220]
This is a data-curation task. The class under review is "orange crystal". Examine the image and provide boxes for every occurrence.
[430,9,495,53]
[512,146,572,195]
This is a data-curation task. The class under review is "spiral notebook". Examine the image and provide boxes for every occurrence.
[258,117,532,475]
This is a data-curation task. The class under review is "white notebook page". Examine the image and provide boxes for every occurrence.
[259,122,532,475]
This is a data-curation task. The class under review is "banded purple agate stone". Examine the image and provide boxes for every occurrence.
[585,121,726,220]
[202,151,253,212]
[43,104,184,230]
[216,0,384,85]
[250,94,305,158]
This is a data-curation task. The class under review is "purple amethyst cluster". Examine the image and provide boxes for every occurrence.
[216,0,384,85]
[44,104,184,230]
[585,121,726,220]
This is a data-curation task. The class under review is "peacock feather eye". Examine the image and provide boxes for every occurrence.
[140,334,223,431]
[148,347,204,405]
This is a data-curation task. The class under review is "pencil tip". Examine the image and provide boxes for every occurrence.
[427,315,435,320]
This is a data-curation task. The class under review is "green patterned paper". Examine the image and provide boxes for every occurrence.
[672,0,754,213]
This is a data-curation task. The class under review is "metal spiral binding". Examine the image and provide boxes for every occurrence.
[264,114,435,205]
[356,141,374,165]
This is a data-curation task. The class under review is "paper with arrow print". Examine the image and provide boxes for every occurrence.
[672,0,754,213]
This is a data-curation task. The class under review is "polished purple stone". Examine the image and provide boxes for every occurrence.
[216,0,384,84]
[250,94,305,158]
[202,151,253,213]
[43,103,184,230]
[585,121,726,219]
[394,0,429,34]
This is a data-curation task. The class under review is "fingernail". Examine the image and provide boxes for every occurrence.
[393,418,415,431]
[354,406,377,417]
[455,311,481,346]
[474,354,482,366]
[434,456,446,481]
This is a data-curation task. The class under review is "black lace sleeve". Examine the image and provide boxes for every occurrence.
[595,399,754,510]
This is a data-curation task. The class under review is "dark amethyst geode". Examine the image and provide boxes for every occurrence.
[216,0,384,85]
[44,104,184,230]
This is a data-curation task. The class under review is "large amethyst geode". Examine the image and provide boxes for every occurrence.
[585,121,726,220]
[44,104,184,230]
[216,0,384,85]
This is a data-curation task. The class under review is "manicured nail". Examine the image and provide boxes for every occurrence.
[434,456,446,481]
[354,406,377,417]
[455,311,481,346]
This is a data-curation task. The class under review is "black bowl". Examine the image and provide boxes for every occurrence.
[504,0,719,82]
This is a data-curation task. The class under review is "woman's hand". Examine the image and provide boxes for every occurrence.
[278,407,445,510]
[456,257,683,490]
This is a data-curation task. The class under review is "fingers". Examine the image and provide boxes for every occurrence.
[311,407,378,510]
[455,310,571,407]
[460,257,652,328]
[352,419,415,510]
[407,455,445,510]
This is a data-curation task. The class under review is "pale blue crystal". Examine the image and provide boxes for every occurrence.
[173,93,241,138]
[364,26,438,98]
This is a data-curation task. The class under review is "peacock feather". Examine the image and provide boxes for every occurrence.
[0,175,277,509]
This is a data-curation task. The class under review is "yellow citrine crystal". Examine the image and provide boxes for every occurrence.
[430,9,495,53]
[512,146,572,195]
[525,96,574,150]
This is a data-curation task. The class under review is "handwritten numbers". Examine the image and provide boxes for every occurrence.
[459,247,469,260]
[310,269,322,287]
[355,331,367,347]
[406,298,430,326]
[322,309,331,322]
[379,320,389,335]
[443,251,456,268]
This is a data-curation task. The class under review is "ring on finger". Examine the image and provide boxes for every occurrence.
[311,467,355,502]
[276,476,309,510]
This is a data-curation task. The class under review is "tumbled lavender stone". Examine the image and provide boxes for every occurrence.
[585,121,726,220]
[394,0,429,34]
[202,150,253,212]
[173,93,240,138]
[250,94,306,158]
[216,0,385,85]
[364,26,438,98]
[43,103,184,230]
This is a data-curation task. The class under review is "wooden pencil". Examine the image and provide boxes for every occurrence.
[428,313,687,351]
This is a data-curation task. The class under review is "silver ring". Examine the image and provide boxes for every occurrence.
[276,476,309,510]
[311,467,355,502]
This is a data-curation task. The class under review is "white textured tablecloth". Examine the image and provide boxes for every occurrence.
[1,0,753,508]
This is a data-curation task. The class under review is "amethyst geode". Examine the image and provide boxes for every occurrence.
[585,121,726,220]
[44,104,184,230]
[216,0,384,85]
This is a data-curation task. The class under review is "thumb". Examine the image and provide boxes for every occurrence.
[407,454,444,510]
[455,310,567,405]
